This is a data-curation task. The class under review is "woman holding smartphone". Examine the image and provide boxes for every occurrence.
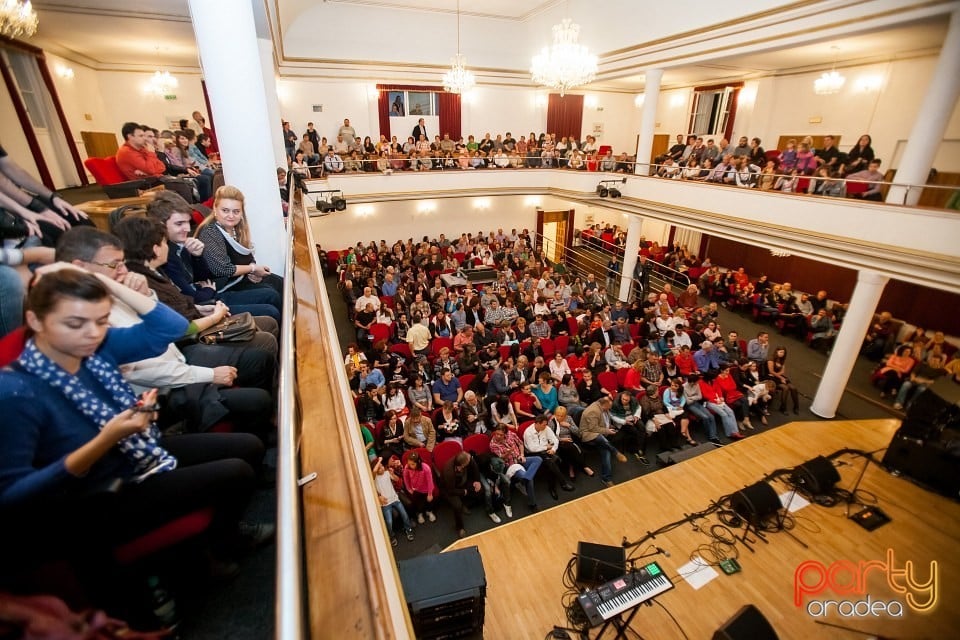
[0,266,269,576]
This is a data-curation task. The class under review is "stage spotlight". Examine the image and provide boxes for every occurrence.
[311,189,348,215]
[596,177,627,199]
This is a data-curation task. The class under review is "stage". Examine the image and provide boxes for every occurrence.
[446,420,960,639]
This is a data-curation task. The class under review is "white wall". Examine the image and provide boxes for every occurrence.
[309,194,541,250]
[653,87,693,141]
[462,86,544,144]
[579,92,643,154]
[738,56,960,170]
[43,58,210,160]
[276,78,377,145]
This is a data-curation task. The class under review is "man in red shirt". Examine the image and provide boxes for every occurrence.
[115,121,166,181]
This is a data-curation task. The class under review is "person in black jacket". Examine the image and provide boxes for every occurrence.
[441,451,499,536]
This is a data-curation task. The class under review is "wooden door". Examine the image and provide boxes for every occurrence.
[536,209,574,265]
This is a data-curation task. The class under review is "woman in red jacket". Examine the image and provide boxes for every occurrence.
[715,365,753,430]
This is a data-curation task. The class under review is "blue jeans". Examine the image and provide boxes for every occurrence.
[705,402,739,436]
[686,401,717,439]
[0,265,24,336]
[894,380,927,408]
[583,435,619,482]
[381,500,413,535]
[513,456,542,505]
[219,283,282,323]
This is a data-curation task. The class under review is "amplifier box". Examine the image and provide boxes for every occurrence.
[398,546,486,639]
[657,442,717,466]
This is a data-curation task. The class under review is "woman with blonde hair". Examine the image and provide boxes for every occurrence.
[196,185,283,319]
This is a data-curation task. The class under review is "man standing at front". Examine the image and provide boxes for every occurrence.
[338,118,356,147]
[412,118,428,141]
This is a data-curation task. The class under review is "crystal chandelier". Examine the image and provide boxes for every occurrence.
[814,46,845,95]
[814,70,845,95]
[442,0,475,94]
[147,70,178,96]
[530,17,597,97]
[0,0,39,39]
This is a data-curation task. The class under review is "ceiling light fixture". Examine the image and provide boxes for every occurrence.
[530,3,597,97]
[442,0,475,95]
[814,47,845,95]
[146,46,178,97]
[147,70,178,96]
[0,0,38,39]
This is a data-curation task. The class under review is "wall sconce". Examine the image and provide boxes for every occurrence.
[669,93,686,107]
[854,74,883,93]
[534,93,548,108]
[739,84,757,106]
[584,95,599,109]
[367,84,379,100]
[417,201,436,214]
[54,64,74,79]
[473,198,490,210]
[634,94,644,108]
[524,196,542,207]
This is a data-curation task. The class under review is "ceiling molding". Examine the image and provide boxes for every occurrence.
[32,1,191,22]
[323,0,563,22]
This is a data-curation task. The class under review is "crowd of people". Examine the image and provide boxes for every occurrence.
[654,133,887,200]
[334,226,891,540]
[279,119,888,205]
[0,180,283,624]
[282,118,634,177]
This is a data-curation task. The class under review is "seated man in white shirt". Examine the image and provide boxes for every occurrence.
[522,414,574,499]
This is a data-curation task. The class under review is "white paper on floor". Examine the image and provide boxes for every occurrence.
[677,557,719,590]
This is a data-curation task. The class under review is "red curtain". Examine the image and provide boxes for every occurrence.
[437,92,461,141]
[546,94,584,142]
[724,88,740,143]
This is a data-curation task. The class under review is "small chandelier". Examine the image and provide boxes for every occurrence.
[0,0,39,39]
[530,17,597,97]
[147,70,178,96]
[814,70,845,95]
[442,0,475,94]
[814,46,845,95]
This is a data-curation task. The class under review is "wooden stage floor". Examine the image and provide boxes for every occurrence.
[447,419,960,639]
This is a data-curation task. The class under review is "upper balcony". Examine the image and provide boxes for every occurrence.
[306,167,960,294]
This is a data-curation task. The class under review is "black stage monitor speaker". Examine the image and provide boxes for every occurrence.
[730,482,781,526]
[791,455,841,496]
[712,604,779,640]
[398,546,486,639]
[576,541,626,585]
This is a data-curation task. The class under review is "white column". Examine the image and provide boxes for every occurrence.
[634,68,663,176]
[885,8,960,206]
[258,37,288,171]
[188,0,285,272]
[810,270,888,419]
[618,216,643,302]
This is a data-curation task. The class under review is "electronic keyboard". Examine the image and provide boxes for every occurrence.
[577,562,674,626]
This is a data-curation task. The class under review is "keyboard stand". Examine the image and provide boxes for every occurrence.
[592,603,646,640]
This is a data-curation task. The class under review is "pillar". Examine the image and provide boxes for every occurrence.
[885,8,960,206]
[634,68,662,176]
[188,0,286,272]
[258,37,288,171]
[618,216,643,302]
[810,270,888,419]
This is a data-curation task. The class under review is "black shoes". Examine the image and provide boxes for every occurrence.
[561,483,575,492]
[237,521,276,549]
[549,487,559,500]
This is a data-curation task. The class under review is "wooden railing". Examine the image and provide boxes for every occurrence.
[288,195,412,639]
